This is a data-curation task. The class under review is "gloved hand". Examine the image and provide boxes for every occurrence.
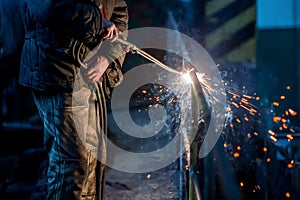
[102,18,127,42]
[85,55,110,83]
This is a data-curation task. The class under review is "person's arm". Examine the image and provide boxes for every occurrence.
[83,0,129,85]
[110,0,129,33]
[26,0,103,47]
[101,0,129,88]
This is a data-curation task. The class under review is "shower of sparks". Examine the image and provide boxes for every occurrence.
[225,81,298,149]
[195,73,218,95]
[129,59,298,198]
[268,86,299,144]
[227,90,259,116]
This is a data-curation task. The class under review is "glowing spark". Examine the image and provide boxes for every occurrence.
[285,192,291,198]
[240,104,251,112]
[249,111,256,116]
[287,134,293,140]
[241,98,249,104]
[243,94,254,99]
[228,90,239,97]
[237,146,241,150]
[141,89,147,94]
[233,152,240,158]
[231,102,239,108]
[268,130,276,136]
[273,116,281,123]
[291,160,295,164]
[288,109,297,116]
[213,96,220,103]
[287,163,293,169]
[205,76,212,81]
[270,136,277,142]
[263,147,268,152]
[273,102,280,107]
[198,76,216,93]
[267,158,271,163]
[286,86,291,90]
[224,143,227,148]
[240,182,244,187]
[254,132,258,136]
[146,174,151,179]
[290,129,295,133]
[255,185,261,190]
[280,96,286,100]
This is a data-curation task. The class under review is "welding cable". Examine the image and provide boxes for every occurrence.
[76,41,108,137]
[97,81,108,135]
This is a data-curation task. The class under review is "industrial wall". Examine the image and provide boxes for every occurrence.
[257,0,300,127]
[202,0,256,64]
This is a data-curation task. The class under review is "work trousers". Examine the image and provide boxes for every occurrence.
[32,83,107,200]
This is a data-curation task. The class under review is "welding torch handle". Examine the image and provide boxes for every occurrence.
[115,37,137,50]
[115,37,182,75]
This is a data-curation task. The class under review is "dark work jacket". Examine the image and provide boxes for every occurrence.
[19,0,128,93]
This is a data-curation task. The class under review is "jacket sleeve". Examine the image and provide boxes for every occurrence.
[26,0,103,47]
[102,0,129,90]
[110,0,129,33]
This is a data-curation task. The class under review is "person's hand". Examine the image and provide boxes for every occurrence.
[102,19,128,41]
[86,56,109,83]
[103,22,121,42]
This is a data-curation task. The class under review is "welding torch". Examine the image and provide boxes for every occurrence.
[115,37,183,75]
[115,37,210,118]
